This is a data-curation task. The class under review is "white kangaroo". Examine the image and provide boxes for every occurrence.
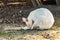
[22,8,54,30]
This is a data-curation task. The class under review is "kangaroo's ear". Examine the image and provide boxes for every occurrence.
[22,17,28,22]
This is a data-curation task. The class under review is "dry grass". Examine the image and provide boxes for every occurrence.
[0,17,60,40]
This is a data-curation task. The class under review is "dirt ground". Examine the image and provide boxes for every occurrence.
[0,5,60,40]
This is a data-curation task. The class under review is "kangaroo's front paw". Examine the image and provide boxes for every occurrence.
[30,27,33,30]
[22,26,30,30]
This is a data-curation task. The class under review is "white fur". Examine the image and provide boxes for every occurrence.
[22,26,30,30]
[23,8,54,29]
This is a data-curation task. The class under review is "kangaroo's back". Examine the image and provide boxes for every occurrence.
[28,8,54,22]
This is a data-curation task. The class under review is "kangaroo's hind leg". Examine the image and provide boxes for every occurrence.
[31,19,39,29]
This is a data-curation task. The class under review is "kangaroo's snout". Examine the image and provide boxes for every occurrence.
[22,17,28,22]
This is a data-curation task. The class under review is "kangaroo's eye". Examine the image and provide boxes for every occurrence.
[26,19,28,22]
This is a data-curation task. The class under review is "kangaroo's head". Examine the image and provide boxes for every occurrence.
[22,17,32,27]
